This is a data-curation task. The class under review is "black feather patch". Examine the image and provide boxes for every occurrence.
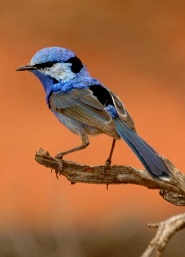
[65,56,83,73]
[89,84,113,107]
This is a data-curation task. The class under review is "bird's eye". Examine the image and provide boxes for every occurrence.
[65,56,83,73]
[35,61,56,69]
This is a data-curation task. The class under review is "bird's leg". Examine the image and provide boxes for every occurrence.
[55,134,89,173]
[104,139,116,170]
[55,139,89,159]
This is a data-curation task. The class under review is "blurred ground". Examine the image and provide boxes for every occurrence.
[1,0,185,256]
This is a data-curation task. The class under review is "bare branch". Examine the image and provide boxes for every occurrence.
[141,213,185,257]
[35,148,185,206]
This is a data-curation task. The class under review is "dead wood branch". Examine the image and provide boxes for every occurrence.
[35,148,185,206]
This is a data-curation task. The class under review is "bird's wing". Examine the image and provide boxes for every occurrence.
[49,87,118,136]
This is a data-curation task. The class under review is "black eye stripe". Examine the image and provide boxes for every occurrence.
[65,56,83,73]
[34,61,56,69]
[33,56,83,73]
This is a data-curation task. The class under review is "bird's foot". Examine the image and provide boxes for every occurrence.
[104,158,111,172]
[55,152,64,159]
[55,153,64,178]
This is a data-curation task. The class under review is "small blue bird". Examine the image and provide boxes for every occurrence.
[16,47,170,180]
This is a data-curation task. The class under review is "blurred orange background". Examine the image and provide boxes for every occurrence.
[1,1,185,256]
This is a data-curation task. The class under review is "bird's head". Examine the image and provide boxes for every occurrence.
[16,47,86,84]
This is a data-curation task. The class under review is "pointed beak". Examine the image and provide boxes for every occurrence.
[16,64,37,71]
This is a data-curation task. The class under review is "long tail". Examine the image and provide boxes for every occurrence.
[114,117,170,180]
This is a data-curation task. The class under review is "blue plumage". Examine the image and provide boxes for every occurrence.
[16,46,170,180]
[30,47,75,64]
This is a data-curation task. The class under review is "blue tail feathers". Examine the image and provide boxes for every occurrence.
[114,117,170,180]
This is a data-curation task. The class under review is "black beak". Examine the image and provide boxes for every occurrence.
[16,64,36,71]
